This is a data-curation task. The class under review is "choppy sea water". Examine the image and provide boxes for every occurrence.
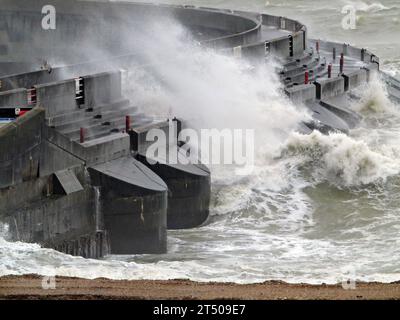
[1,0,400,284]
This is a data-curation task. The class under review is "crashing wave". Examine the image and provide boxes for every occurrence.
[281,130,400,186]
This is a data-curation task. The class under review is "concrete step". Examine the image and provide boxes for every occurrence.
[68,116,155,143]
[284,50,313,68]
[56,104,139,132]
[281,57,321,78]
[49,99,131,127]
[286,63,327,85]
[60,110,147,136]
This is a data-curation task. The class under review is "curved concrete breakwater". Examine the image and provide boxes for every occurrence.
[0,0,399,259]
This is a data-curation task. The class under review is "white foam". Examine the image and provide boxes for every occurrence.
[3,2,400,286]
[352,72,397,114]
[123,20,309,146]
[282,130,400,186]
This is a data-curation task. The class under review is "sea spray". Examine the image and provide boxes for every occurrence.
[278,71,400,187]
[281,131,400,186]
[2,1,400,285]
[0,222,10,240]
[0,16,314,282]
[352,72,397,115]
[122,19,310,151]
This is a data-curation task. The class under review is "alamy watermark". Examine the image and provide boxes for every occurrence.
[145,121,255,176]
[341,5,357,30]
[41,5,56,30]
[41,275,56,290]
[341,266,357,290]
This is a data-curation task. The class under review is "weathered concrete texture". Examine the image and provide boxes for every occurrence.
[0,62,34,77]
[0,0,385,260]
[238,42,265,60]
[137,149,211,230]
[0,70,170,257]
[89,157,168,254]
[83,71,122,107]
[314,77,345,100]
[305,102,350,134]
[237,28,302,61]
[0,0,264,69]
[270,37,290,58]
[320,97,361,129]
[53,231,110,259]
[46,126,131,166]
[0,70,52,93]
[53,169,84,195]
[0,81,170,257]
[80,133,131,166]
[261,14,304,33]
[39,141,83,177]
[0,176,46,215]
[0,107,44,188]
[8,187,93,243]
[128,118,211,229]
[2,194,109,259]
[0,88,28,107]
[129,121,170,155]
[36,79,77,118]
[0,0,310,76]
[0,165,108,258]
[37,71,122,119]
[342,69,367,91]
[177,7,261,49]
[315,40,379,66]
[285,84,316,103]
[0,67,81,93]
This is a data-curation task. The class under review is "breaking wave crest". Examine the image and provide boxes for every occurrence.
[352,73,397,115]
[2,2,400,285]
[280,72,400,188]
[0,17,311,282]
[281,131,400,187]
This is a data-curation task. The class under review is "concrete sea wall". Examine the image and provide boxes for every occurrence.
[0,0,383,259]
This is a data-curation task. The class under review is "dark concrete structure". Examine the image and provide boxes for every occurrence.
[1,0,399,258]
